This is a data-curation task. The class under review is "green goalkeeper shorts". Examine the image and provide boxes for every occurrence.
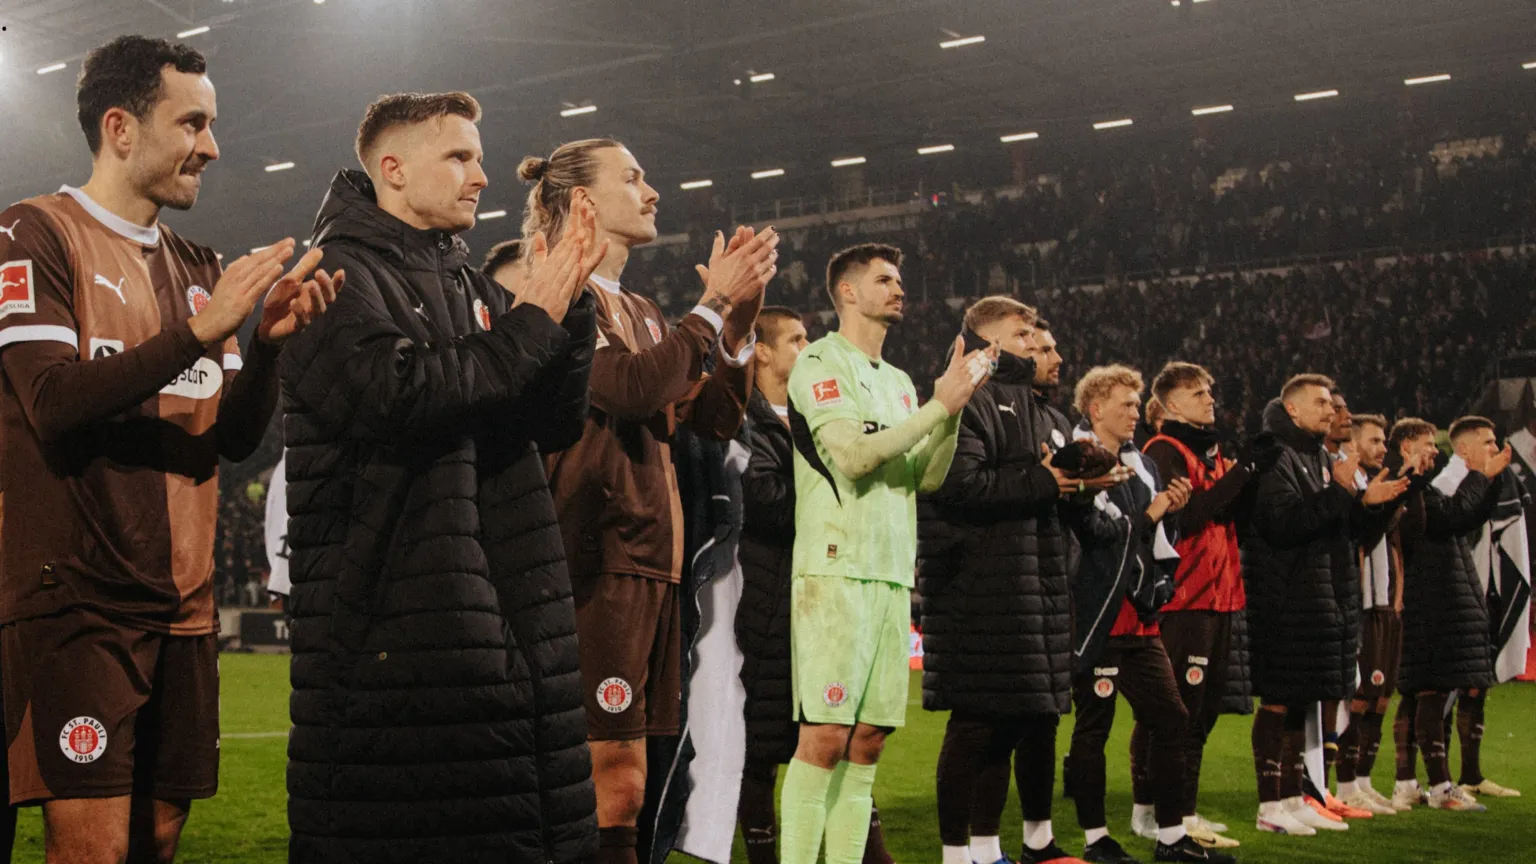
[790,574,910,728]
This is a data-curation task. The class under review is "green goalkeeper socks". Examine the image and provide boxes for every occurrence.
[779,758,835,864]
[824,761,879,864]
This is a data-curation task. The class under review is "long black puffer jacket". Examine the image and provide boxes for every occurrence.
[1241,399,1387,706]
[1398,465,1497,694]
[281,171,597,863]
[734,390,799,764]
[919,336,1074,717]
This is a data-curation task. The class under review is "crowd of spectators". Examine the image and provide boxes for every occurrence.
[212,123,1536,605]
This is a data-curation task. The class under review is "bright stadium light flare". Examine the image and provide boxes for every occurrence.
[264,162,295,173]
[478,210,507,220]
[831,157,867,167]
[37,63,66,75]
[917,144,955,155]
[1093,118,1133,130]
[939,35,985,49]
[560,105,597,117]
[1000,132,1039,142]
[1294,89,1339,101]
[1404,74,1451,86]
[1525,61,1536,70]
[177,26,211,38]
[1191,104,1234,116]
[751,168,785,179]
[749,72,775,83]
[680,179,713,190]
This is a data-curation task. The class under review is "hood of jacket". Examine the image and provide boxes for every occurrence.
[311,169,470,272]
[1262,397,1324,453]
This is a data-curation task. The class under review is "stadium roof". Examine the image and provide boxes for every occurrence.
[1,0,1534,255]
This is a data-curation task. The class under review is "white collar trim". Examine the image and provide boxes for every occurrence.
[590,273,623,295]
[59,186,160,246]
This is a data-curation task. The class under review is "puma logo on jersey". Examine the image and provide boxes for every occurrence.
[0,220,18,241]
[94,273,127,304]
[998,403,1017,415]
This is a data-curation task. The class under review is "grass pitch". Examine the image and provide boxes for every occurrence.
[11,656,1533,863]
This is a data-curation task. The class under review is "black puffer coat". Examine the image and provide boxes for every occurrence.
[734,391,798,763]
[1219,608,1255,715]
[281,171,597,863]
[1398,466,1497,694]
[919,337,1073,717]
[1241,399,1386,705]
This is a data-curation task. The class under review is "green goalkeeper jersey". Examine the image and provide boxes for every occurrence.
[787,332,932,587]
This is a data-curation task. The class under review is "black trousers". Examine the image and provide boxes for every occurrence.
[1069,636,1190,831]
[936,712,1060,846]
[1131,611,1232,818]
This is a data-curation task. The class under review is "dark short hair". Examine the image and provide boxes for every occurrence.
[356,92,482,174]
[825,243,903,308]
[1151,361,1214,404]
[1033,317,1053,333]
[77,35,207,156]
[754,306,803,345]
[1280,373,1336,403]
[482,239,523,277]
[1449,415,1496,442]
[1389,417,1436,450]
[1352,413,1388,436]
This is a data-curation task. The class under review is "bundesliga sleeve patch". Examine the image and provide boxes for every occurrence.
[0,260,37,319]
[812,378,843,407]
[59,716,108,764]
[596,677,633,714]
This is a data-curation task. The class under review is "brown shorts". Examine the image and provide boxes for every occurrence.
[573,574,681,740]
[1,607,219,805]
[1354,608,1402,704]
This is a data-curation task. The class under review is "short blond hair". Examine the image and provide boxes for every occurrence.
[1075,364,1144,417]
[963,295,1037,334]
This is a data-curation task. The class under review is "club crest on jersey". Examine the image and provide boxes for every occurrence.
[823,682,848,708]
[186,285,212,316]
[59,716,108,764]
[812,379,843,407]
[1370,669,1385,687]
[1093,678,1115,699]
[645,317,663,343]
[597,677,633,714]
[901,392,914,412]
[0,260,37,319]
[473,298,491,331]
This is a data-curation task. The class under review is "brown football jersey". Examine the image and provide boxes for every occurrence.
[0,187,242,635]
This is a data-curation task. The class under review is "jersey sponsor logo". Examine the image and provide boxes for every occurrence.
[812,379,843,407]
[1093,678,1115,699]
[644,317,663,343]
[1370,669,1385,687]
[473,298,491,331]
[0,220,18,242]
[93,273,127,304]
[160,356,223,400]
[0,260,37,319]
[823,682,848,708]
[186,285,212,316]
[89,337,123,359]
[59,716,108,764]
[596,677,633,713]
[1185,665,1205,686]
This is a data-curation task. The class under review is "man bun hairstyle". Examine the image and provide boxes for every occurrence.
[825,243,903,309]
[1280,373,1337,403]
[1449,415,1496,442]
[78,35,207,156]
[519,138,624,243]
[355,91,482,177]
[1074,364,1144,418]
[963,295,1037,334]
[1151,361,1214,404]
[1388,417,1436,450]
